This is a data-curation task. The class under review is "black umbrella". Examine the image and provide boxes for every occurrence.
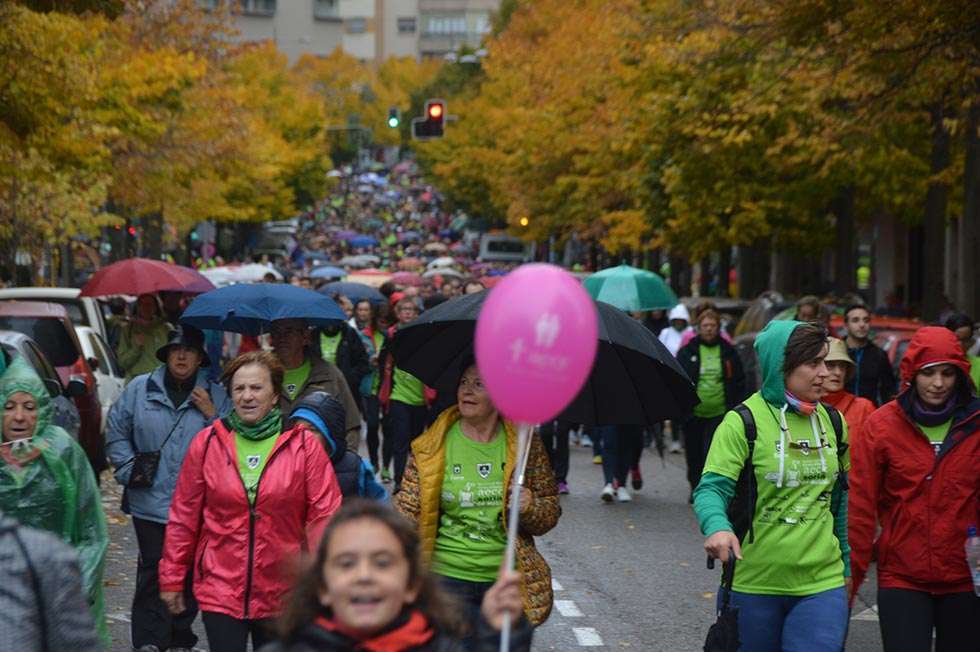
[704,555,740,651]
[391,290,698,425]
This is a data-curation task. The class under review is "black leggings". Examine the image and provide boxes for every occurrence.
[877,588,980,652]
[362,394,382,469]
[201,611,274,652]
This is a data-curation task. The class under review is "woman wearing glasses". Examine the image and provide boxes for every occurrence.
[693,321,851,651]
[0,356,109,643]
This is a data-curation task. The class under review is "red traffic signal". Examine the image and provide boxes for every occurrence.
[412,99,446,140]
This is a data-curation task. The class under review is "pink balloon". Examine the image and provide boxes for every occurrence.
[475,264,598,423]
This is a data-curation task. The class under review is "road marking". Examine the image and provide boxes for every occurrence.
[573,627,604,646]
[852,605,879,621]
[554,599,584,617]
[551,578,564,591]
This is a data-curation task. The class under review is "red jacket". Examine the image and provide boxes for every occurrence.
[849,327,980,597]
[823,391,875,443]
[159,420,342,619]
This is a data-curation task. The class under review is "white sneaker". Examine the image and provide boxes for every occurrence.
[669,440,683,454]
[616,486,632,502]
[600,483,615,503]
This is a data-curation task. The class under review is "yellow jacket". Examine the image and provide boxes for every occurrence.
[395,406,561,625]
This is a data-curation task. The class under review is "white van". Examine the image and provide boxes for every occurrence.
[478,234,533,263]
[0,288,109,342]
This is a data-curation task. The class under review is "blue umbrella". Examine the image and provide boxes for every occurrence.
[180,283,346,335]
[349,236,379,248]
[318,281,385,305]
[309,265,346,280]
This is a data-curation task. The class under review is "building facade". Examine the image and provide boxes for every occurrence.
[418,0,499,58]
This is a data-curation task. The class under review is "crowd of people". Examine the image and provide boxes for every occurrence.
[0,166,977,652]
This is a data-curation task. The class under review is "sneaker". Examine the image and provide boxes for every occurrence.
[630,466,643,490]
[380,468,391,483]
[135,646,161,652]
[600,483,615,503]
[581,434,593,447]
[557,480,570,495]
[669,440,683,454]
[616,486,632,502]
[592,454,602,464]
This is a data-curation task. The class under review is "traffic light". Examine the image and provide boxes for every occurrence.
[387,106,400,129]
[412,99,446,140]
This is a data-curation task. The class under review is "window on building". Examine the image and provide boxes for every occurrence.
[397,17,417,34]
[313,0,339,19]
[240,0,275,16]
[424,14,467,36]
[198,0,219,9]
[474,13,491,34]
[346,17,368,34]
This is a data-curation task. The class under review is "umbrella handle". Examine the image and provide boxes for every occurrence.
[501,422,533,652]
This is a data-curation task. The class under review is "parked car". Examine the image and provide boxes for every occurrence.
[74,325,125,431]
[0,287,109,342]
[0,301,105,475]
[478,233,533,263]
[0,329,83,439]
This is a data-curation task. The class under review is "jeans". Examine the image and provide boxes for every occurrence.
[439,575,495,648]
[595,425,643,485]
[362,394,381,469]
[201,611,274,652]
[683,414,725,490]
[131,517,198,650]
[388,400,428,487]
[717,586,848,652]
[877,588,980,652]
[539,419,572,483]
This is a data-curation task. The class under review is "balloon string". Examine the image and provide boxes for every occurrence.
[501,422,533,652]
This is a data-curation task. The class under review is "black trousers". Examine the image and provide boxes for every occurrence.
[201,611,274,652]
[598,425,643,485]
[878,588,980,652]
[388,400,428,487]
[682,415,725,490]
[362,394,382,469]
[539,419,572,482]
[132,517,198,650]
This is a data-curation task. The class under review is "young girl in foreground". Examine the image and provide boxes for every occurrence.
[263,500,532,651]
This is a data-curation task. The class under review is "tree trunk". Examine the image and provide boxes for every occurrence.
[959,97,979,317]
[144,213,163,260]
[737,241,770,299]
[922,103,951,321]
[832,186,857,295]
[718,246,731,297]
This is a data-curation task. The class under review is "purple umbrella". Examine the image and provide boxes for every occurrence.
[335,230,358,241]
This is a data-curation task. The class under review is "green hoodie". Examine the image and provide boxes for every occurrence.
[0,357,109,642]
[693,320,850,596]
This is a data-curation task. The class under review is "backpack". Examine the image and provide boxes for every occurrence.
[726,403,847,544]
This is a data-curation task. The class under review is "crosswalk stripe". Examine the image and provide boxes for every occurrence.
[572,627,604,646]
[554,599,584,617]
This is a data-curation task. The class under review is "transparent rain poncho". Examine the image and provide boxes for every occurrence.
[0,357,109,643]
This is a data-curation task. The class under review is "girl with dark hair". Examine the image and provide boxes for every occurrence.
[693,321,851,651]
[261,500,531,652]
[849,327,980,651]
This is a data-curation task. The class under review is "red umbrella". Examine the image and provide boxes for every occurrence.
[391,271,424,287]
[80,258,215,297]
[397,257,423,271]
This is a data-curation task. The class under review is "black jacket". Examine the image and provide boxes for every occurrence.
[259,613,532,652]
[676,336,747,412]
[847,341,897,406]
[317,323,370,400]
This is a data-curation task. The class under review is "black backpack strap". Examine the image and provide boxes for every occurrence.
[821,403,848,490]
[727,403,758,544]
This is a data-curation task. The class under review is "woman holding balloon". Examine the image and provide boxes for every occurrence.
[394,361,561,632]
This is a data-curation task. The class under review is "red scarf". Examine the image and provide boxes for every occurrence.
[315,609,434,652]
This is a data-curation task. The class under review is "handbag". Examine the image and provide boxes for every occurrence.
[126,411,186,489]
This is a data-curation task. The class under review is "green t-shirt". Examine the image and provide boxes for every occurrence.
[320,332,342,364]
[236,433,279,504]
[917,419,951,457]
[702,393,850,595]
[693,344,726,418]
[390,366,425,406]
[283,359,311,401]
[969,355,980,393]
[431,421,508,582]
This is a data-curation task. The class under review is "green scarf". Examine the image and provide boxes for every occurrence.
[227,406,282,441]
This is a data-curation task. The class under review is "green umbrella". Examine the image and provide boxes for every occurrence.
[583,264,678,312]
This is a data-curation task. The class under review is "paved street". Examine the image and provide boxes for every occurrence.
[101,436,883,651]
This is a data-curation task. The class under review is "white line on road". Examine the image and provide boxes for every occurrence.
[852,605,879,621]
[572,627,605,646]
[551,578,564,591]
[554,599,584,617]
